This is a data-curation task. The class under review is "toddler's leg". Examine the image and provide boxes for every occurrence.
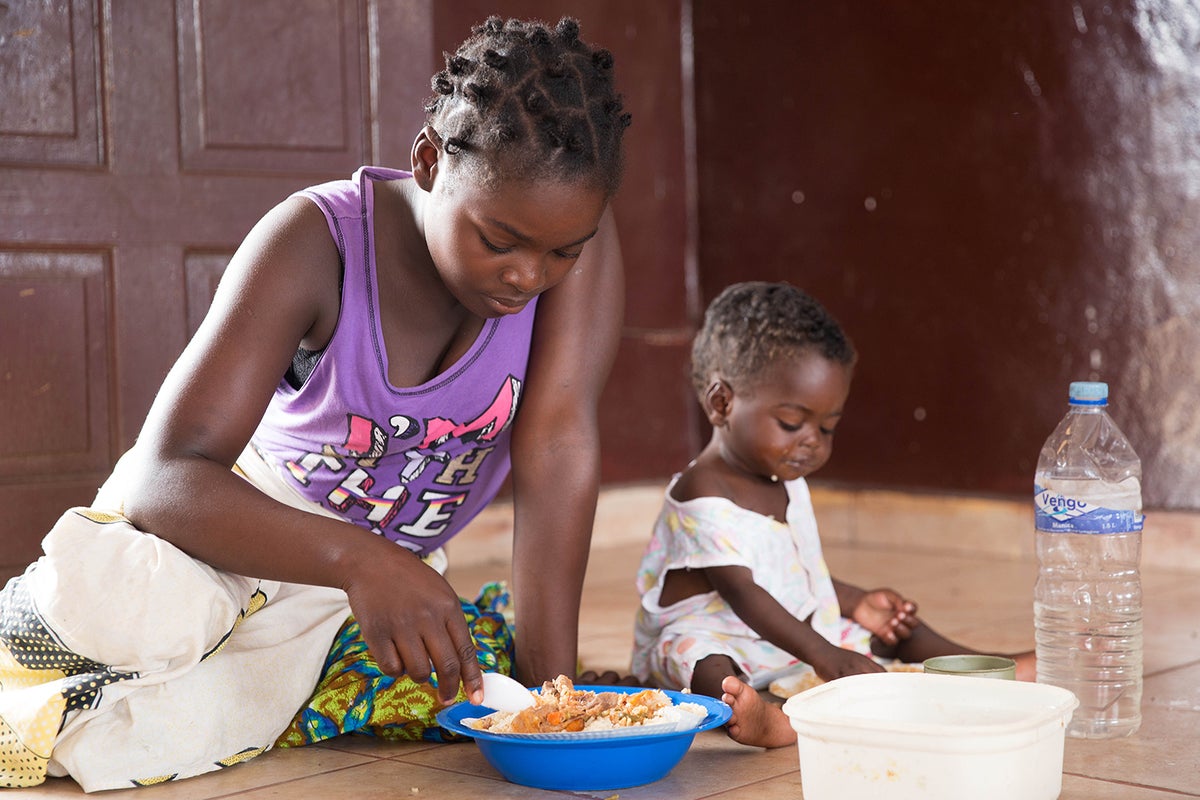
[692,654,796,749]
[884,621,1036,680]
[690,653,745,699]
[881,620,975,663]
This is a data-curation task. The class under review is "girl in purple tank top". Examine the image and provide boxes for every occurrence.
[0,17,631,791]
[251,165,540,560]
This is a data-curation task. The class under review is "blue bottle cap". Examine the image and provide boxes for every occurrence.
[1068,381,1108,406]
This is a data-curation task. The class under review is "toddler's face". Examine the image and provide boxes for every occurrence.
[720,352,852,483]
[421,164,608,319]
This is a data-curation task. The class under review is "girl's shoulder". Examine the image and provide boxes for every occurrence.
[668,461,727,505]
[668,456,803,525]
[661,473,786,547]
[668,462,762,517]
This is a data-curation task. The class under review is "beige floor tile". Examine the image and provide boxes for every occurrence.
[393,728,795,799]
[1142,509,1200,573]
[599,734,796,800]
[1061,773,1200,798]
[231,758,565,800]
[0,778,87,798]
[703,769,806,799]
[847,490,1033,560]
[702,771,1200,800]
[1142,573,1200,674]
[441,483,665,572]
[444,538,645,677]
[388,738,507,782]
[1143,660,1200,711]
[823,544,1038,656]
[1060,663,1200,796]
[11,746,374,799]
[315,734,444,759]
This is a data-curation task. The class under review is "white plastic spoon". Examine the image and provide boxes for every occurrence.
[480,672,536,712]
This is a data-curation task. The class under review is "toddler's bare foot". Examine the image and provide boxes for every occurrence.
[720,675,796,748]
[1012,650,1036,682]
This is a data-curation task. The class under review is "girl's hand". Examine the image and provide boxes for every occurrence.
[852,588,919,646]
[809,644,886,683]
[340,542,484,707]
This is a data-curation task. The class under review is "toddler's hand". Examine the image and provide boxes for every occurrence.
[853,588,919,645]
[810,644,886,683]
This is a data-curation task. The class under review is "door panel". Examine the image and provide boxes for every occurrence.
[0,0,104,167]
[176,0,370,173]
[0,250,111,479]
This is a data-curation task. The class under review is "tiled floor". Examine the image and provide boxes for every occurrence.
[9,489,1200,799]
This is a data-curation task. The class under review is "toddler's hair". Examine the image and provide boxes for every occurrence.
[425,16,632,195]
[691,282,856,397]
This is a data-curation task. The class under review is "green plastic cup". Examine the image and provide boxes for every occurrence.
[922,654,1017,680]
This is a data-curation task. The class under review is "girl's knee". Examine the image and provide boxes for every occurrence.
[28,509,259,674]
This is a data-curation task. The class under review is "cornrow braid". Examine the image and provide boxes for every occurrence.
[691,282,857,399]
[425,16,632,195]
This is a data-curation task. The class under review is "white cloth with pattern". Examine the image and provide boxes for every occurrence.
[632,475,869,690]
[0,445,353,792]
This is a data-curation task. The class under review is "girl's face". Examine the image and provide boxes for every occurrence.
[718,351,853,483]
[420,159,609,319]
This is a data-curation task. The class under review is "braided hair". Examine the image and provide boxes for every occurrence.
[425,17,632,195]
[691,282,857,398]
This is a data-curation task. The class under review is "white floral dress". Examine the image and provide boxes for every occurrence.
[632,475,870,690]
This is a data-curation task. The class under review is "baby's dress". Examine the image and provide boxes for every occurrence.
[632,475,870,690]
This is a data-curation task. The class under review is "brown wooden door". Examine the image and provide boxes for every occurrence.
[0,0,433,568]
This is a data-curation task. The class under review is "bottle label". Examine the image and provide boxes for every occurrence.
[1034,486,1145,533]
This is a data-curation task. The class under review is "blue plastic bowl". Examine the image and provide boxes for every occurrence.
[436,685,731,791]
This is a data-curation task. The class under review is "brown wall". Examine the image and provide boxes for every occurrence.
[692,1,1200,508]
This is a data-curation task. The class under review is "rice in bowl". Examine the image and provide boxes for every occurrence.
[464,675,707,736]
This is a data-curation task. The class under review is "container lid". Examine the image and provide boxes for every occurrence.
[781,672,1079,754]
[1068,381,1108,406]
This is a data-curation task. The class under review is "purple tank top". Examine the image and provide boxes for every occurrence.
[251,166,538,555]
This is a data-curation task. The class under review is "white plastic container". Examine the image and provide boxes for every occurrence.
[781,672,1078,800]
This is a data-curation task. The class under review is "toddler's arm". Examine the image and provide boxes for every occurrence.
[707,565,884,682]
[834,578,919,646]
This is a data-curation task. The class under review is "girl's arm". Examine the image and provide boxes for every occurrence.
[119,197,484,704]
[508,207,624,685]
[706,565,884,682]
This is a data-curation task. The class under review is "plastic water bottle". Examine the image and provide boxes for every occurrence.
[1034,381,1144,738]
